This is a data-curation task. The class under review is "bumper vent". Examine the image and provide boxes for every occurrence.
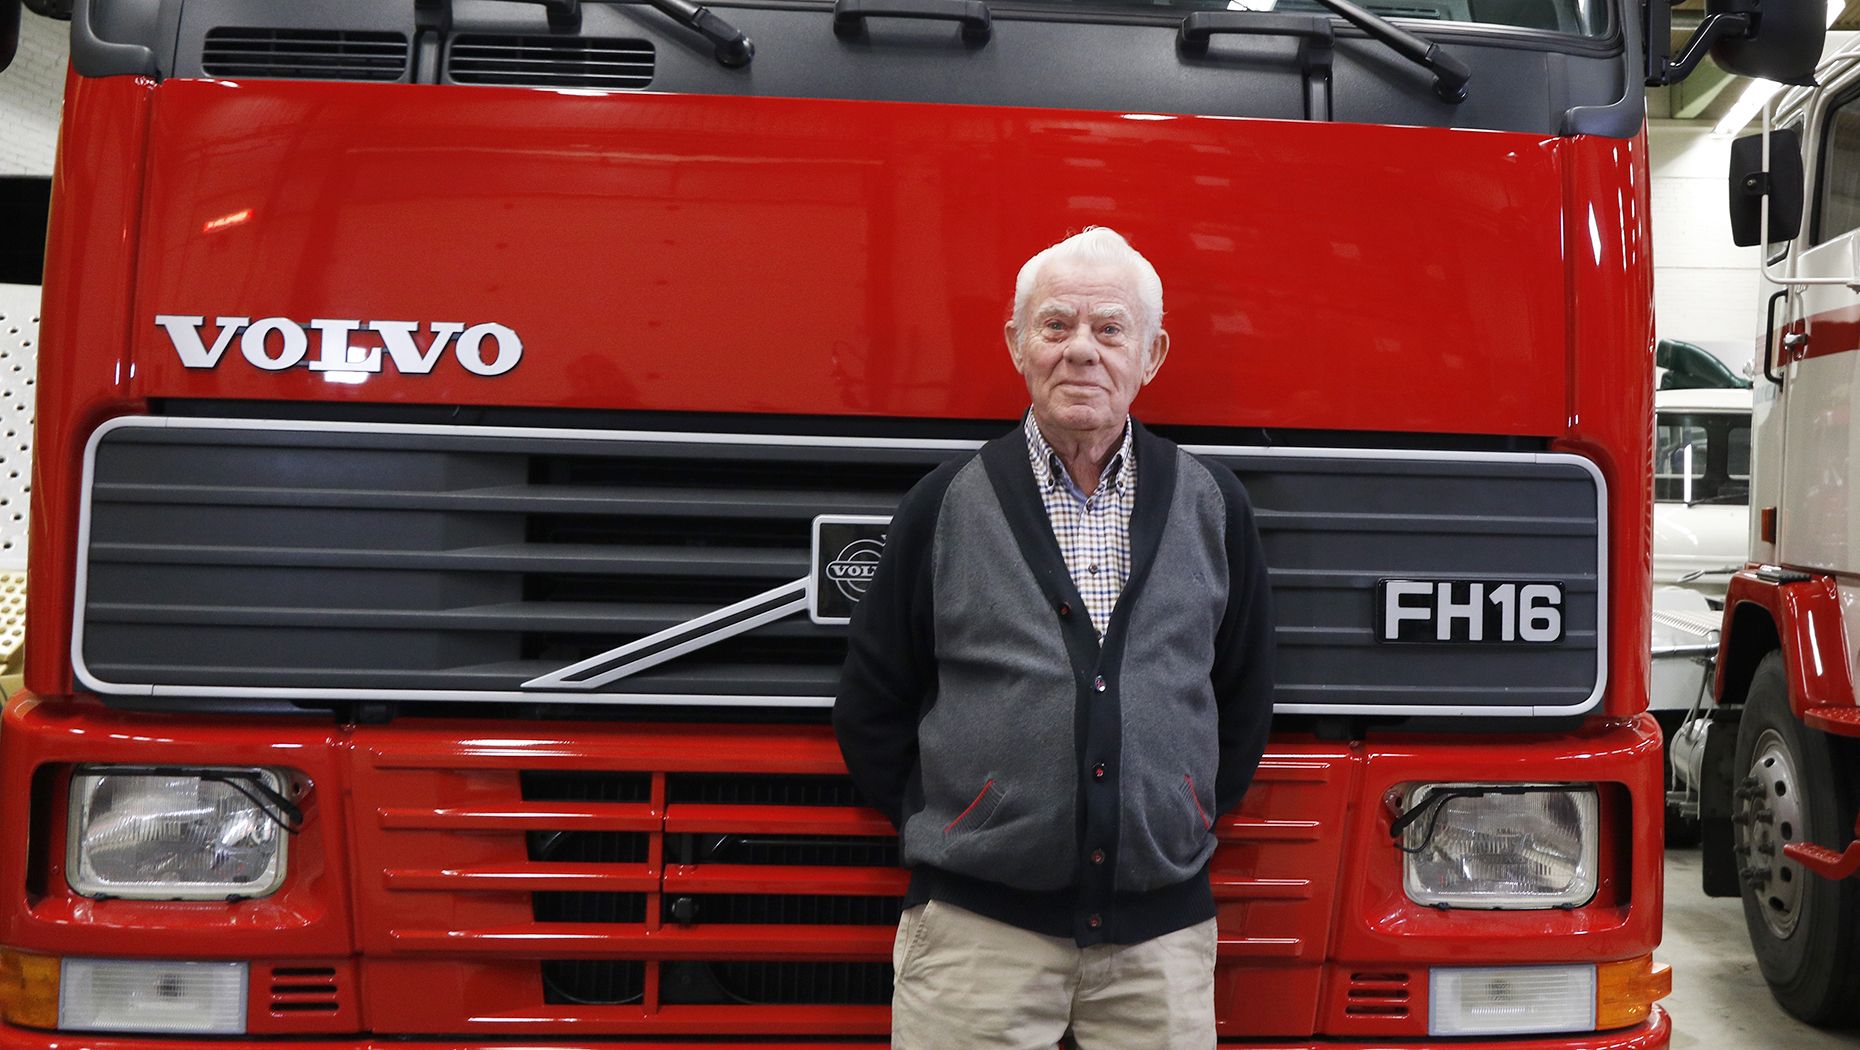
[447,35,654,89]
[247,961,359,1034]
[201,28,409,81]
[1320,967,1423,1036]
[1345,971,1412,1017]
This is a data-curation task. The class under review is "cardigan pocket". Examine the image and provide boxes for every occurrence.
[943,778,1006,835]
[1181,774,1214,830]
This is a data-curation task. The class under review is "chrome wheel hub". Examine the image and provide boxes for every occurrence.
[1736,728,1807,939]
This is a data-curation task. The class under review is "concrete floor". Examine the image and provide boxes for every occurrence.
[1662,847,1860,1048]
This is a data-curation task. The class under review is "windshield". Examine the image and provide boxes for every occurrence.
[996,0,1610,37]
[1656,412,1752,506]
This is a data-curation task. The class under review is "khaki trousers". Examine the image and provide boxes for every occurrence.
[890,900,1217,1050]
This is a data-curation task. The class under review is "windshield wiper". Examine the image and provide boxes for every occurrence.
[1295,0,1470,102]
[507,0,754,68]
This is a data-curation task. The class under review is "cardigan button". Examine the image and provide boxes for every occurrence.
[1093,675,1107,692]
[1092,763,1106,781]
[1087,913,1103,929]
[1057,602,1071,618]
[1090,848,1106,865]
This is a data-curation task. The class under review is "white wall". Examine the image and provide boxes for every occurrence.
[1649,121,1762,376]
[0,14,68,176]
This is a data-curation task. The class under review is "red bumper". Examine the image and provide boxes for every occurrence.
[0,1008,1671,1049]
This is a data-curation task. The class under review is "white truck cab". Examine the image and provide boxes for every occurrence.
[1653,387,1753,600]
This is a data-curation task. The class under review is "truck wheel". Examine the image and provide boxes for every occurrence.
[1733,651,1860,1026]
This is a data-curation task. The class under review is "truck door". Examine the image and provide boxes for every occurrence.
[1779,85,1860,574]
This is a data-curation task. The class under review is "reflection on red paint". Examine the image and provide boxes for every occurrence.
[201,208,251,234]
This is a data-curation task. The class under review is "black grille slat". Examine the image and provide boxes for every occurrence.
[706,962,894,1005]
[448,35,654,89]
[527,831,651,865]
[81,420,1602,715]
[521,771,653,803]
[93,481,897,518]
[86,541,807,578]
[541,961,645,1006]
[535,892,648,924]
[668,774,863,807]
[83,601,833,636]
[677,834,901,868]
[202,28,409,81]
[669,894,898,926]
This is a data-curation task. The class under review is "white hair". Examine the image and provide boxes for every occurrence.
[1009,226,1164,345]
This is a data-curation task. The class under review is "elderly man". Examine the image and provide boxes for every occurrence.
[833,227,1275,1049]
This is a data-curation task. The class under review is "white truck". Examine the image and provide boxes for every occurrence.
[1678,49,1860,1024]
[1652,387,1751,843]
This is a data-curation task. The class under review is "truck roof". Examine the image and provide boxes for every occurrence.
[1655,388,1753,413]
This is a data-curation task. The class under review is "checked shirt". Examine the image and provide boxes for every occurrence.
[1021,411,1135,639]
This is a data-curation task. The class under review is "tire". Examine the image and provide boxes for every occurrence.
[1733,651,1860,1026]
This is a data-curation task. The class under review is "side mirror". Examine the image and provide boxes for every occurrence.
[1713,0,1826,85]
[1729,128,1805,247]
[1652,0,1826,85]
[0,0,19,73]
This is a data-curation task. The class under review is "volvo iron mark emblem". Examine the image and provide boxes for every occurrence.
[811,516,891,624]
[521,513,892,690]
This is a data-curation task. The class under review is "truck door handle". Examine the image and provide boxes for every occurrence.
[1763,289,1790,385]
[833,0,992,43]
[1176,12,1335,122]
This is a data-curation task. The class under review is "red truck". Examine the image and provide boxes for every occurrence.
[0,0,1820,1045]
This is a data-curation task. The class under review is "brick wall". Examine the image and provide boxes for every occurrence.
[0,14,68,177]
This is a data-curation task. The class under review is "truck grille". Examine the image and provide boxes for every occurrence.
[77,416,1602,716]
[447,35,655,89]
[201,28,410,81]
[346,725,1352,1035]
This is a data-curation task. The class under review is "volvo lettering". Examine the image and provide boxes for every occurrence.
[155,315,524,376]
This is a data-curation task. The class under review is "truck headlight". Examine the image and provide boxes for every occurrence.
[67,767,289,900]
[1400,783,1598,909]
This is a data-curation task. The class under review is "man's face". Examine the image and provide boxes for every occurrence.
[1006,258,1169,439]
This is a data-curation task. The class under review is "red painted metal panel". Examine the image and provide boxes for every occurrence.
[1719,570,1855,717]
[1555,133,1655,724]
[23,73,152,699]
[120,81,1570,436]
[1805,703,1860,736]
[661,864,908,896]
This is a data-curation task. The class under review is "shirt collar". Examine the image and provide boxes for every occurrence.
[1023,411,1134,498]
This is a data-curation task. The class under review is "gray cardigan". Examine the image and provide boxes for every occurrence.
[833,419,1275,946]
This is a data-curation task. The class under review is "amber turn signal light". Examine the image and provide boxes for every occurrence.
[0,948,59,1029]
[1595,954,1671,1029]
